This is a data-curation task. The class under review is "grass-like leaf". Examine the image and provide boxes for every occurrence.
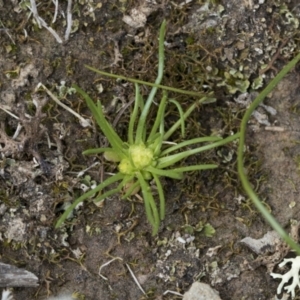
[237,51,300,254]
[169,99,185,137]
[73,84,124,155]
[161,136,223,156]
[137,172,160,235]
[56,172,124,228]
[82,148,113,155]
[158,133,240,169]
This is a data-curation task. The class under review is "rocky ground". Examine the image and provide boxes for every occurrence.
[1,0,300,299]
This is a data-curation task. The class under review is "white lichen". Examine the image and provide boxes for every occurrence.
[1,289,14,300]
[5,218,27,242]
[271,256,300,298]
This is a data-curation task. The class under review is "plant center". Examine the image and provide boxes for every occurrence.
[118,144,154,175]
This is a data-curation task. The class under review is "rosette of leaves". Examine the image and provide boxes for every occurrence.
[56,21,238,235]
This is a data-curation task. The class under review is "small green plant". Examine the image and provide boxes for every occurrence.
[55,20,238,234]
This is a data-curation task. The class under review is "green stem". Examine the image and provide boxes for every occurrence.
[238,51,300,254]
[136,20,166,143]
[84,65,206,98]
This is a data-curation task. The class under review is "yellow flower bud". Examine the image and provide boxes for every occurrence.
[129,144,153,169]
[118,158,134,175]
[118,144,154,175]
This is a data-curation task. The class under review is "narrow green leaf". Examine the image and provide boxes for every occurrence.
[150,133,164,157]
[128,83,141,144]
[136,172,160,235]
[135,20,166,143]
[238,51,300,254]
[93,185,123,203]
[172,164,218,173]
[147,132,162,145]
[147,91,168,142]
[163,96,211,140]
[145,166,183,179]
[55,172,124,228]
[96,101,125,153]
[94,176,132,202]
[83,147,113,155]
[161,136,223,156]
[73,84,124,154]
[152,174,165,220]
[84,68,206,97]
[122,180,140,199]
[169,99,185,137]
[158,133,240,169]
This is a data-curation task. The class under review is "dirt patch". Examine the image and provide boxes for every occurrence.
[1,1,300,299]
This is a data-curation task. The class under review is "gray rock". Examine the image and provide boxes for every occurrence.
[0,262,39,287]
[240,230,279,255]
[183,282,222,300]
